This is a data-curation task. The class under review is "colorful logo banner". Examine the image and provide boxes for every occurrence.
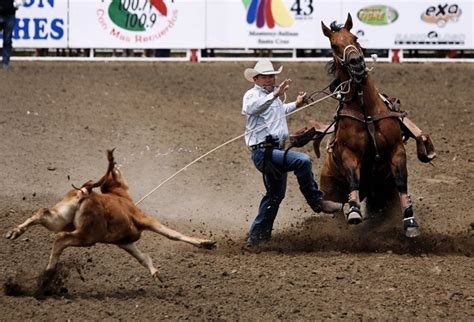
[242,0,294,28]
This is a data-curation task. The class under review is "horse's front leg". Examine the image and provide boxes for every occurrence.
[390,145,420,238]
[341,150,363,225]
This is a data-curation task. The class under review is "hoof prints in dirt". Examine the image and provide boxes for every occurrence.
[262,217,474,256]
[3,265,70,299]
[269,231,473,256]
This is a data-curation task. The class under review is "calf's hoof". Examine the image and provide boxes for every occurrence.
[152,271,163,283]
[5,227,24,240]
[199,240,217,250]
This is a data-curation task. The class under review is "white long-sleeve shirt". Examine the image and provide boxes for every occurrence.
[242,84,297,147]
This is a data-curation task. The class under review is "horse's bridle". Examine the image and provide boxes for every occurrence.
[333,44,367,84]
[333,45,382,159]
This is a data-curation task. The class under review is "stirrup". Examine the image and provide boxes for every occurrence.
[403,216,420,238]
[346,206,363,225]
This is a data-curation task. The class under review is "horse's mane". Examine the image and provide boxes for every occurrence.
[326,60,336,76]
[330,21,343,32]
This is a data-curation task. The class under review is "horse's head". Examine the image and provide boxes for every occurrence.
[322,13,367,84]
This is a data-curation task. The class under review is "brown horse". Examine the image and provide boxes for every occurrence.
[319,13,420,238]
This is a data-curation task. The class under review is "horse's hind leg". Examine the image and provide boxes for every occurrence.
[320,168,347,204]
[390,145,420,238]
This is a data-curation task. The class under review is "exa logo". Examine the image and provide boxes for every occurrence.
[421,3,462,27]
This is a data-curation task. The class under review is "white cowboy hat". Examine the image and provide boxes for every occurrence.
[244,59,283,82]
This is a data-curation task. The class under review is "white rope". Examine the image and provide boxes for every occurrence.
[135,84,349,205]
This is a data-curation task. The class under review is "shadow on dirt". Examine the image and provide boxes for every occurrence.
[3,263,77,299]
[3,262,171,300]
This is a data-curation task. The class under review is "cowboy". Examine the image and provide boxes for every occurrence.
[242,59,343,246]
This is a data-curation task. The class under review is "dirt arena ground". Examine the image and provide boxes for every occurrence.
[1,61,473,319]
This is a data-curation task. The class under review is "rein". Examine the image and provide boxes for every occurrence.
[135,84,346,206]
[333,52,402,161]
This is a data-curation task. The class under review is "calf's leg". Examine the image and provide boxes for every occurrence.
[118,243,161,282]
[6,208,69,240]
[140,216,216,249]
[46,231,89,271]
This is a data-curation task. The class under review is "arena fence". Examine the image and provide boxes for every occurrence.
[11,48,474,64]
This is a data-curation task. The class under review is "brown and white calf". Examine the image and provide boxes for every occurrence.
[6,149,216,281]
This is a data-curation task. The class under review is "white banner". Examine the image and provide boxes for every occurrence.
[13,0,68,48]
[3,0,473,50]
[68,0,205,48]
[206,0,342,49]
[343,0,473,49]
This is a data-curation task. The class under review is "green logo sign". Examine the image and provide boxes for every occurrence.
[357,6,398,25]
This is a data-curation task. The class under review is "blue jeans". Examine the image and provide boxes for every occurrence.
[0,13,16,66]
[247,148,324,245]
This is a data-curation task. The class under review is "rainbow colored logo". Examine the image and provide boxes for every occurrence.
[242,0,294,28]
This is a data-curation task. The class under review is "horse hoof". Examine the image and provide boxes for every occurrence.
[405,226,421,238]
[403,216,420,238]
[346,210,363,225]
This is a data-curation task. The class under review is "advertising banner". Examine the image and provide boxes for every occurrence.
[3,0,473,50]
[342,0,473,49]
[393,1,473,49]
[68,0,205,48]
[206,0,343,49]
[12,0,68,48]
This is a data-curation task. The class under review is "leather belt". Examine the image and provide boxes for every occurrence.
[249,141,285,151]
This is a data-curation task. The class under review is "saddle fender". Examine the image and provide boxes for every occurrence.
[380,93,436,163]
[289,120,335,158]
[401,118,436,163]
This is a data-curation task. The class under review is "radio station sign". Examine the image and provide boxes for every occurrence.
[68,0,205,49]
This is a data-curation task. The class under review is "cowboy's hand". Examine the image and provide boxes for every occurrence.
[274,79,292,97]
[296,91,307,108]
